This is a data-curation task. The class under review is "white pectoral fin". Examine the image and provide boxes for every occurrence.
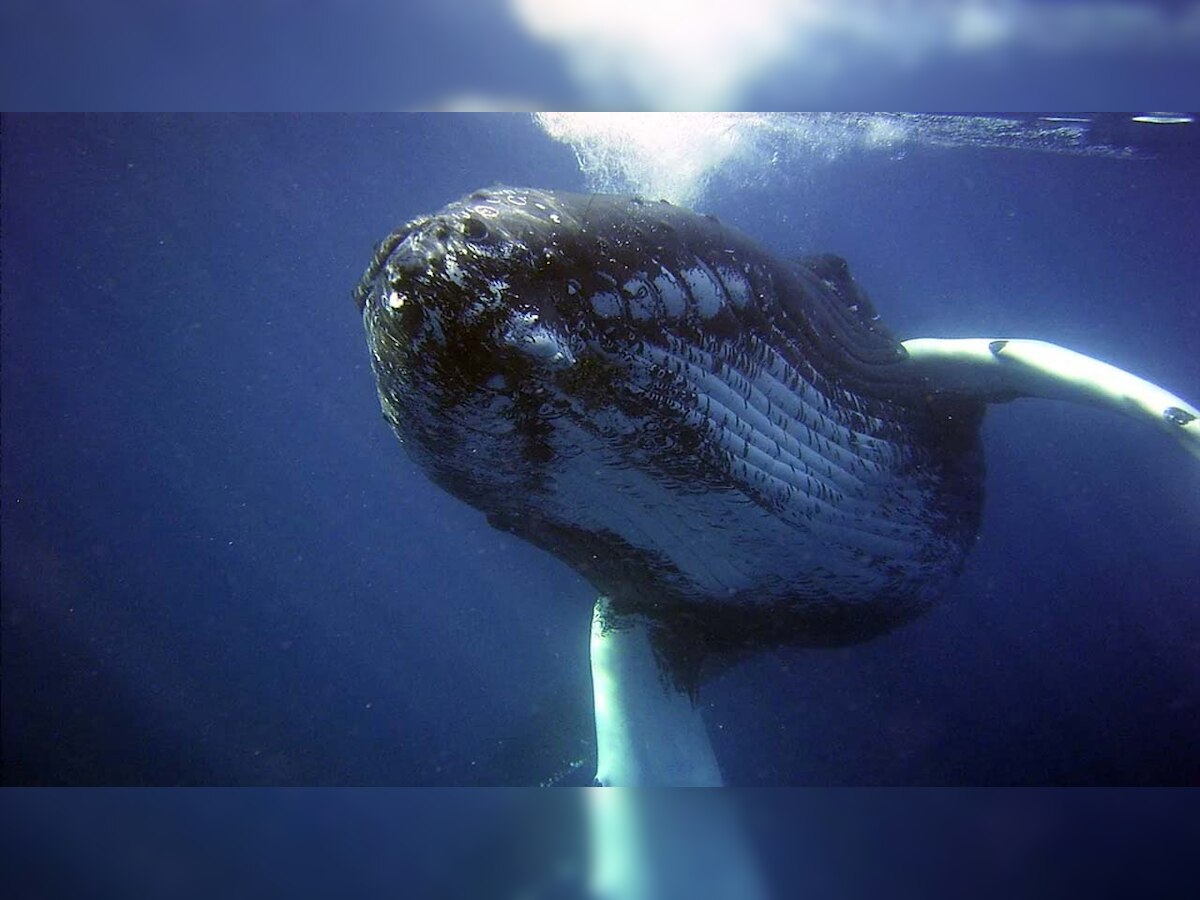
[588,790,768,900]
[590,597,722,787]
[588,598,764,898]
[902,338,1200,461]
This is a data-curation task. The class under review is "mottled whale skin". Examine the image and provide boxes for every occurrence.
[355,187,985,672]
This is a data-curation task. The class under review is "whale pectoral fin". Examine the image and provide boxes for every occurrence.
[901,338,1200,461]
[588,790,769,900]
[587,601,773,897]
[589,596,722,787]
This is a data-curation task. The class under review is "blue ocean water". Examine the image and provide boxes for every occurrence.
[2,113,1198,786]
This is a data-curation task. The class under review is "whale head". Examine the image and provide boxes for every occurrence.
[357,187,985,671]
[356,188,603,477]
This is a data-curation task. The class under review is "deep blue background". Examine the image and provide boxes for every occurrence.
[3,114,1198,785]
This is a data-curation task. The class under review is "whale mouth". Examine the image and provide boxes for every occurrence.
[358,187,986,657]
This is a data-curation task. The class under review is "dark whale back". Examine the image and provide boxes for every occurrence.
[357,188,984,666]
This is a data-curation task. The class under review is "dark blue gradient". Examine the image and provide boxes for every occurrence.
[0,789,1194,899]
[2,114,1198,787]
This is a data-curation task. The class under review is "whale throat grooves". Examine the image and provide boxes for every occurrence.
[357,188,986,685]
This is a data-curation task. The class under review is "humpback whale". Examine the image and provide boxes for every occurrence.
[355,187,1199,788]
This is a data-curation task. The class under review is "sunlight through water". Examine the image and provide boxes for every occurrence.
[534,112,1150,208]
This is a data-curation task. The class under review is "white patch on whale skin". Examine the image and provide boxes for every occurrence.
[505,311,576,367]
[625,277,657,320]
[683,265,723,318]
[653,267,688,317]
[591,290,624,319]
[487,277,510,299]
[443,253,466,286]
[716,264,751,308]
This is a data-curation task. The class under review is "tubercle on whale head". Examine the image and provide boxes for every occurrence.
[358,189,594,335]
[357,190,614,488]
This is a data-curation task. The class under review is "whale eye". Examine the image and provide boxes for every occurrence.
[462,217,488,241]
